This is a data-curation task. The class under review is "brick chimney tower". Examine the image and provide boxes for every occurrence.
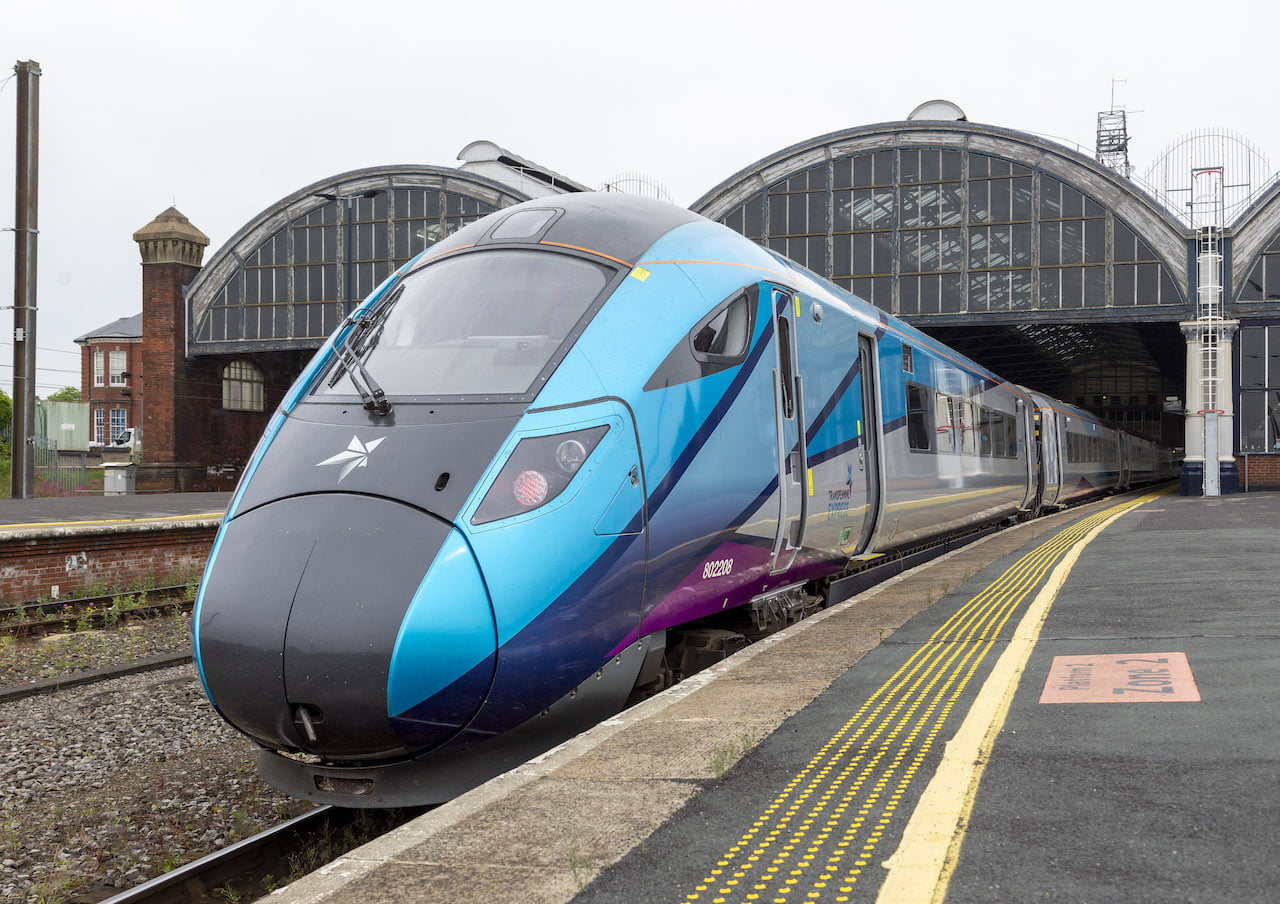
[133,208,209,466]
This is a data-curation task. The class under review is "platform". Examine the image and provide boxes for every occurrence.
[0,492,230,531]
[256,488,1280,903]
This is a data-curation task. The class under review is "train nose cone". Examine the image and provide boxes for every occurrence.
[195,494,496,760]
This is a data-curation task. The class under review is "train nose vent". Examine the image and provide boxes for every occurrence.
[293,703,325,745]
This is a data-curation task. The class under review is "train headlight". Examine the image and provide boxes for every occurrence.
[472,425,609,525]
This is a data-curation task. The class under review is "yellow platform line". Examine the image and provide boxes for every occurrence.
[679,497,1152,904]
[875,488,1168,904]
[0,512,224,531]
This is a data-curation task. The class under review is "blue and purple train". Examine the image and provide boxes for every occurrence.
[193,193,1174,806]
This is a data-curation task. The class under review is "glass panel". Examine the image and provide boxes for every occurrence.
[1061,220,1083,264]
[874,232,895,273]
[852,233,872,273]
[900,149,920,184]
[941,273,964,313]
[969,272,988,312]
[1060,184,1084,218]
[833,157,852,188]
[1268,326,1280,384]
[853,154,873,186]
[991,179,1011,222]
[969,153,988,179]
[788,195,806,234]
[1114,263,1136,305]
[1011,270,1033,310]
[939,183,963,226]
[900,185,920,228]
[940,228,964,271]
[833,190,852,231]
[990,226,1011,268]
[1159,269,1180,305]
[850,189,874,230]
[1241,327,1266,388]
[744,196,764,236]
[1136,263,1159,304]
[921,149,940,182]
[969,228,989,269]
[1113,220,1136,261]
[1084,219,1106,262]
[769,195,787,235]
[900,275,919,314]
[941,150,962,181]
[970,181,990,224]
[1083,265,1105,306]
[1040,221,1060,266]
[1239,259,1265,301]
[1040,269,1060,309]
[1061,267,1083,308]
[1012,223,1032,266]
[873,189,895,228]
[834,235,852,275]
[919,274,940,314]
[873,151,893,185]
[1239,391,1268,452]
[901,231,920,272]
[1012,177,1033,220]
[315,250,611,398]
[1040,175,1061,219]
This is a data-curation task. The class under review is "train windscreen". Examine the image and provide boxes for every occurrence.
[313,250,612,399]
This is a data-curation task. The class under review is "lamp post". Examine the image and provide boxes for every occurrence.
[314,189,385,317]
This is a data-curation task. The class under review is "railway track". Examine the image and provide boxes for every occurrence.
[99,805,429,904]
[0,584,195,638]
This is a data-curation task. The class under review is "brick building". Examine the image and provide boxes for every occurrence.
[75,313,142,445]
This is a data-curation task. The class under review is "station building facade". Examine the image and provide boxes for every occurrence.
[105,124,1280,491]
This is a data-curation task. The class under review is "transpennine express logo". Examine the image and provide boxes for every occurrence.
[316,435,387,482]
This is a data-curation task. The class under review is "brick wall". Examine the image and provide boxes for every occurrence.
[141,260,195,464]
[0,523,217,604]
[1237,454,1280,489]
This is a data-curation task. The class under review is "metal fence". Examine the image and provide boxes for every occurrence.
[1,428,91,495]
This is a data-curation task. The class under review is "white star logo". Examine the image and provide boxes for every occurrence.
[316,435,387,482]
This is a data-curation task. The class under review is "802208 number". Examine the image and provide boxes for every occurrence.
[702,558,734,579]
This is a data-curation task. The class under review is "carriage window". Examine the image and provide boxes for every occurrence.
[906,383,933,451]
[644,286,759,391]
[693,294,753,361]
[902,344,915,374]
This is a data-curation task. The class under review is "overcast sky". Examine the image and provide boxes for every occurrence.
[2,0,1277,395]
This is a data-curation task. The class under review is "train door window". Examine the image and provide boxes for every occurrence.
[644,285,758,391]
[777,315,795,418]
[960,401,976,454]
[935,394,955,453]
[990,411,1006,457]
[906,382,933,451]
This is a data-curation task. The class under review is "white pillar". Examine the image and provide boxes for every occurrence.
[1181,321,1204,464]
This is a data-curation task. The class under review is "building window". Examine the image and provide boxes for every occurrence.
[109,408,128,442]
[223,360,265,412]
[93,408,105,445]
[93,350,105,387]
[109,349,127,386]
[1238,324,1280,452]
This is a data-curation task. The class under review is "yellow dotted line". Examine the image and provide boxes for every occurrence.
[680,508,1120,904]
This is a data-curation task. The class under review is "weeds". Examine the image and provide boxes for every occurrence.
[709,728,760,781]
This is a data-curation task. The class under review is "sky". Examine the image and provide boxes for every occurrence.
[2,0,1277,396]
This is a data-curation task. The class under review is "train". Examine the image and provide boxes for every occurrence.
[193,192,1176,807]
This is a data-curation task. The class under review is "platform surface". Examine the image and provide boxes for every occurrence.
[0,492,231,530]
[264,488,1280,904]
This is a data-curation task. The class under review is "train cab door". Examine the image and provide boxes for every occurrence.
[770,287,806,573]
[850,334,882,554]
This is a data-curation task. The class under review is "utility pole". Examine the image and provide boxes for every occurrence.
[10,60,40,499]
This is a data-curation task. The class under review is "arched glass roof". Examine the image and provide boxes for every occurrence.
[187,165,530,354]
[692,122,1191,324]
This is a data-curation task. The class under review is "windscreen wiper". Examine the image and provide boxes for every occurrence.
[327,314,392,415]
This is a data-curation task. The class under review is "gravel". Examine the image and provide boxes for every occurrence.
[0,616,313,903]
